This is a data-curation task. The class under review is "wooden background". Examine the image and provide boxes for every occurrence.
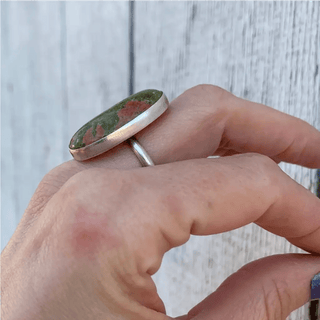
[2,2,320,319]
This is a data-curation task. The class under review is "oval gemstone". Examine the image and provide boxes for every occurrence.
[69,89,163,150]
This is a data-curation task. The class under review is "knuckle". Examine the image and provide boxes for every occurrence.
[58,169,134,257]
[233,153,282,204]
[62,168,134,209]
[190,84,232,102]
[63,167,102,187]
[254,154,283,187]
[242,153,280,175]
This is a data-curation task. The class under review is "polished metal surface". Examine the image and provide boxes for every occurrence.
[70,93,169,161]
[128,137,155,167]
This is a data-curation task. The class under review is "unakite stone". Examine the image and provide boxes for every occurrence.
[69,89,163,150]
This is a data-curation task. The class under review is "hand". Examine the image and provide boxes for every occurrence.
[2,85,320,320]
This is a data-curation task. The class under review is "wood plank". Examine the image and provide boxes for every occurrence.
[2,2,319,319]
[135,2,320,319]
[1,2,64,251]
[1,2,130,253]
[65,1,130,143]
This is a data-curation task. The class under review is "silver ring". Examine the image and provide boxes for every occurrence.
[128,137,154,167]
[69,89,169,165]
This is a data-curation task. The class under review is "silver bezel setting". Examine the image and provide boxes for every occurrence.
[69,93,169,161]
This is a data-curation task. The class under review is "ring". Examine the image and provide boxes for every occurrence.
[69,89,169,165]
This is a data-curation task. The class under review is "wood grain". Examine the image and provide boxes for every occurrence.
[2,1,65,250]
[65,1,130,141]
[1,2,319,320]
[1,1,129,249]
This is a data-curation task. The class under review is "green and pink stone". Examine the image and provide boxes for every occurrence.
[69,89,163,150]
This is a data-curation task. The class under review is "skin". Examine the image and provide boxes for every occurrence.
[2,84,320,320]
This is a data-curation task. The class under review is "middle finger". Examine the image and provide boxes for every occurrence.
[110,153,320,273]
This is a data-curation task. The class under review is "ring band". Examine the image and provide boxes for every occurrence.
[69,89,169,164]
[128,137,154,167]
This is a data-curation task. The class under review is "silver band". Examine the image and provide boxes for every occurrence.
[128,137,154,167]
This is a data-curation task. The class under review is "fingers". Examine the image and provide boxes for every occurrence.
[25,84,320,227]
[179,254,320,320]
[46,84,320,187]
[119,153,320,275]
[122,84,320,168]
[216,93,320,168]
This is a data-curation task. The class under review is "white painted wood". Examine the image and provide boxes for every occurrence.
[135,2,319,319]
[2,2,319,320]
[1,1,64,251]
[1,2,129,252]
[65,1,130,143]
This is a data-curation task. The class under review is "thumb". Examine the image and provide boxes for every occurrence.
[175,254,320,320]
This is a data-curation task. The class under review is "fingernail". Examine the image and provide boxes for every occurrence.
[309,272,320,320]
[311,272,320,300]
